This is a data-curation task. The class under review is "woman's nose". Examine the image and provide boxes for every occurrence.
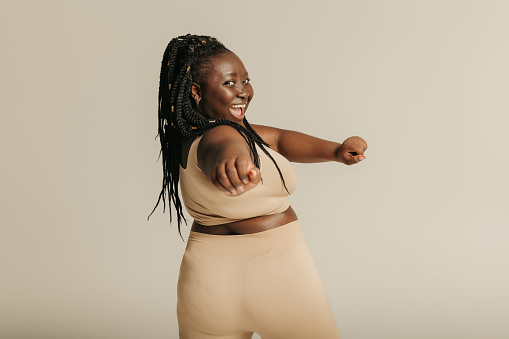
[236,86,249,99]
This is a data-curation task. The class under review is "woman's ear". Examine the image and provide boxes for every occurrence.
[190,83,201,105]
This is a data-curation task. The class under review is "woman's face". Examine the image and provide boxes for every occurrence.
[193,52,254,125]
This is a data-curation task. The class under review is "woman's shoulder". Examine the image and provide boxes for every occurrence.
[201,124,241,140]
[250,124,280,152]
[198,124,249,150]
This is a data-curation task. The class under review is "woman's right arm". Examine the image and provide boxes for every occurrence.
[197,125,262,196]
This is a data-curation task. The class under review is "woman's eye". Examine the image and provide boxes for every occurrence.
[243,78,251,84]
[223,80,235,86]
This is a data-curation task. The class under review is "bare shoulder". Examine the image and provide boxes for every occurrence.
[200,125,245,146]
[196,125,252,172]
[197,125,250,157]
[251,124,281,152]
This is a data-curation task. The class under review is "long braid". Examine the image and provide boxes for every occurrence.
[148,34,287,236]
[243,118,288,192]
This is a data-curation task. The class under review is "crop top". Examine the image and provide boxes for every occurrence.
[179,135,298,226]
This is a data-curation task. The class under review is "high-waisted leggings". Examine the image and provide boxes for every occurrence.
[177,221,341,339]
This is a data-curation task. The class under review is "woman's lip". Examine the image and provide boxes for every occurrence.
[229,106,244,118]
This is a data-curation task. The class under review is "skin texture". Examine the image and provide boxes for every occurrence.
[185,52,368,235]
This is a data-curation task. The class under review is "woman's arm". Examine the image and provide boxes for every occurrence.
[196,124,367,196]
[197,125,261,196]
[252,124,368,165]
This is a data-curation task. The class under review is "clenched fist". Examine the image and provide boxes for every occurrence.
[335,136,368,165]
[210,155,262,196]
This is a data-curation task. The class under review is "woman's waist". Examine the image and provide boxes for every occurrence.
[190,206,298,235]
[186,218,305,255]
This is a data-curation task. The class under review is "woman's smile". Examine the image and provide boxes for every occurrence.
[229,103,246,119]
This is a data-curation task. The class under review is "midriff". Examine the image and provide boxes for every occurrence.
[190,206,298,235]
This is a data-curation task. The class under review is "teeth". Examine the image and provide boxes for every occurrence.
[231,104,246,108]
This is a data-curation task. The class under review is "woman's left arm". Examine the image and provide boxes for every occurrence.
[252,124,367,165]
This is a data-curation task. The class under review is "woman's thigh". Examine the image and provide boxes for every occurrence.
[245,242,341,339]
[177,250,253,338]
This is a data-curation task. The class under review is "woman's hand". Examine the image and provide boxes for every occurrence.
[210,155,261,196]
[197,125,263,196]
[335,136,368,165]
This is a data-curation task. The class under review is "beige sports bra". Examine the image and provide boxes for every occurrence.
[179,135,298,226]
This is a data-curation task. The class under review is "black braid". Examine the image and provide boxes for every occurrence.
[148,34,287,237]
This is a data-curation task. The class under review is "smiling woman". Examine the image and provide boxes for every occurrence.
[191,52,253,123]
[149,34,367,339]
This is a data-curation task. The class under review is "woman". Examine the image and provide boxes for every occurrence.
[149,34,367,339]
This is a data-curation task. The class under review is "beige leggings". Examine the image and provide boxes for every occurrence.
[177,221,341,339]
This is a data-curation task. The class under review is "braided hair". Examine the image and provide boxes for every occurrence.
[148,34,287,236]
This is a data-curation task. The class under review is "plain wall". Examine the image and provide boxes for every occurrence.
[1,1,508,338]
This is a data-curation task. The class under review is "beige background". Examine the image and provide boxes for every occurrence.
[1,1,508,338]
